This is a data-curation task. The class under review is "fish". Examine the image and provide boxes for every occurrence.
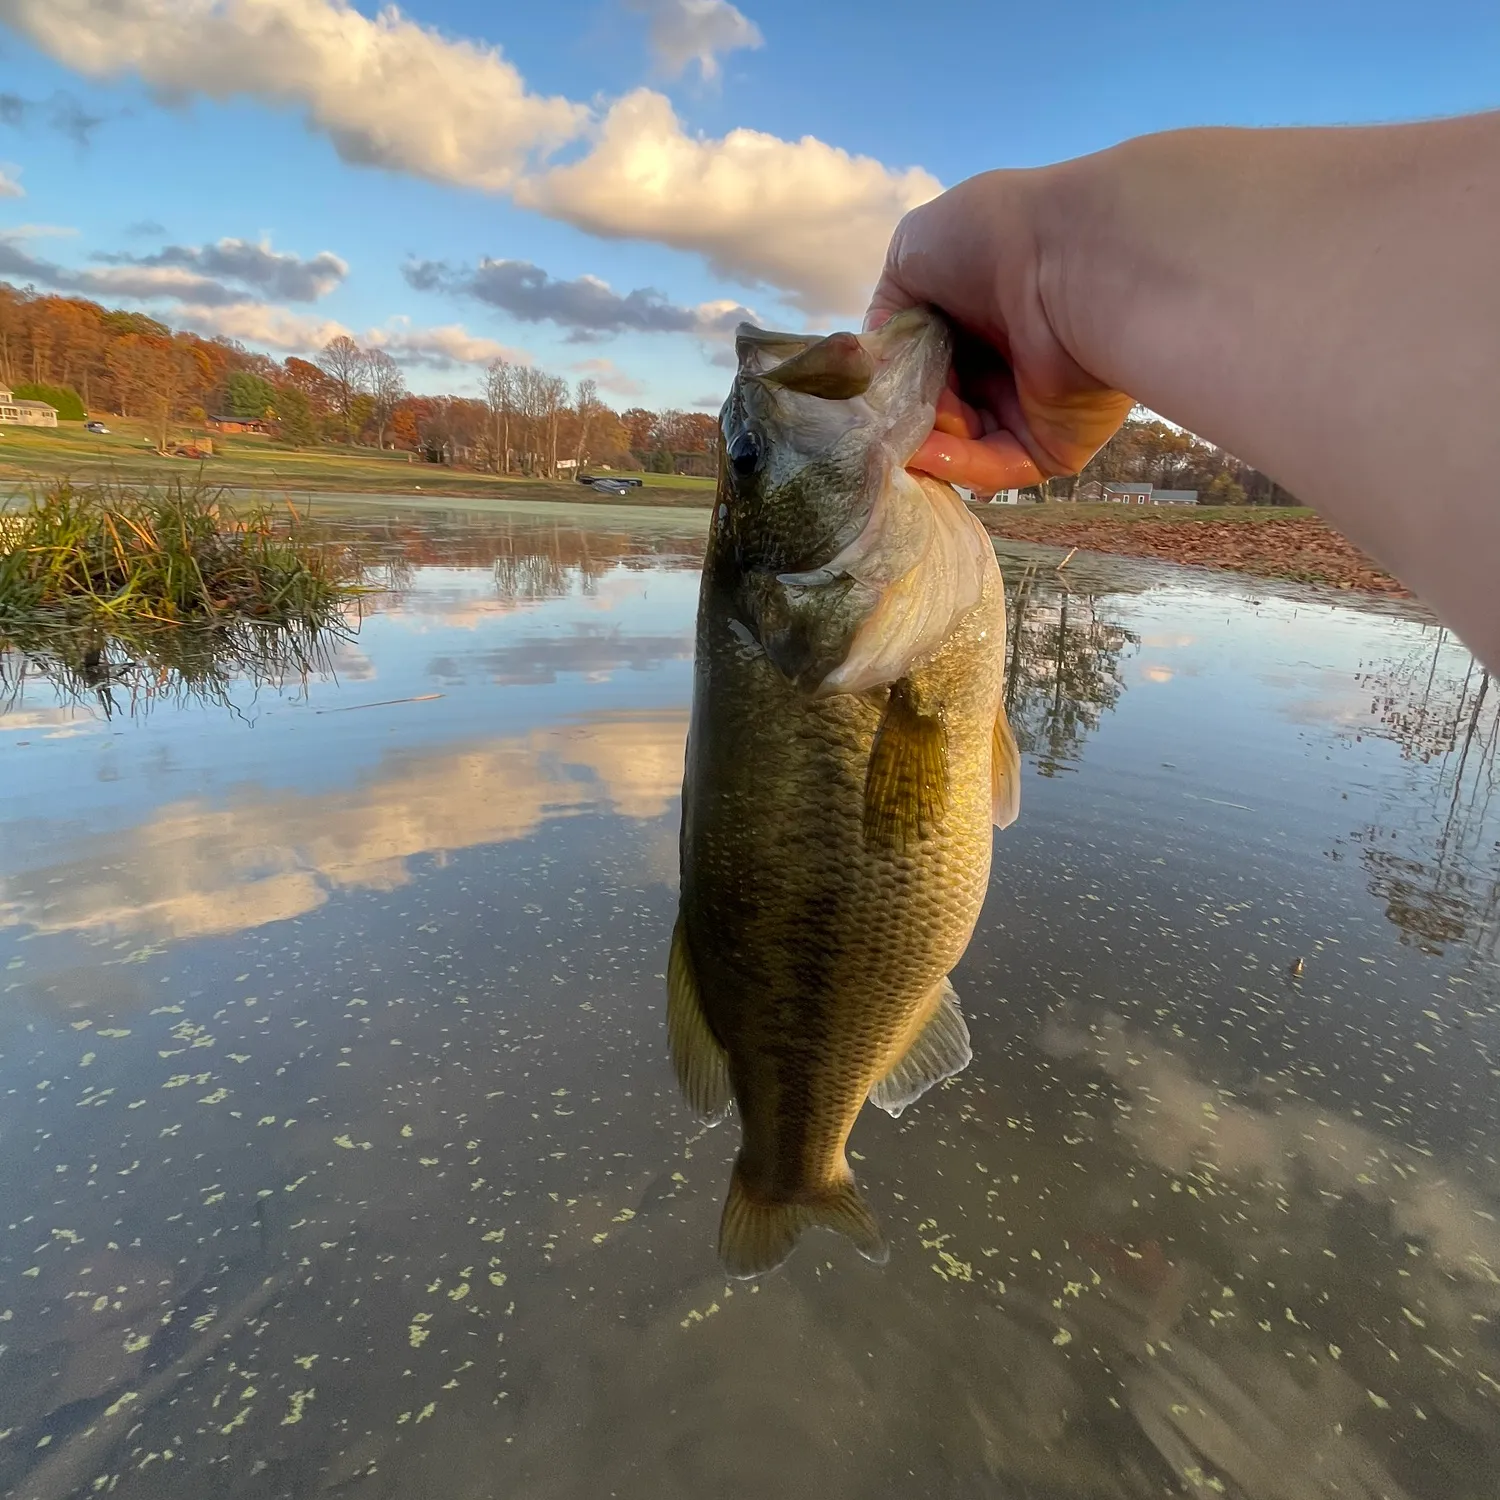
[668,306,1022,1277]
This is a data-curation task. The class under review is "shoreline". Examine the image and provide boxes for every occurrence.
[968,504,1407,596]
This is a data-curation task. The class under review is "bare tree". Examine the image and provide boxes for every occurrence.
[573,377,601,472]
[318,334,368,444]
[542,374,567,478]
[365,349,405,449]
[484,358,517,473]
[513,366,549,474]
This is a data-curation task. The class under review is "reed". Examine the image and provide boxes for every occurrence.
[0,481,368,712]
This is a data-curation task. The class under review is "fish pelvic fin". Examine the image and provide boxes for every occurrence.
[667,917,733,1125]
[863,679,947,855]
[991,704,1022,831]
[718,1160,888,1279]
[869,977,973,1119]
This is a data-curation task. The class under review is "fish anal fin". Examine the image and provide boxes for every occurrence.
[718,1160,887,1279]
[863,681,947,855]
[991,706,1022,831]
[667,918,732,1125]
[869,977,972,1119]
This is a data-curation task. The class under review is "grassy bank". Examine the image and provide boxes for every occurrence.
[972,502,1405,594]
[1,482,365,707]
[0,417,717,504]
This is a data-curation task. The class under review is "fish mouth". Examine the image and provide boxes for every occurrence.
[730,306,951,469]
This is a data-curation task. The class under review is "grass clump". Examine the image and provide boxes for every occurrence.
[1,481,368,712]
[0,481,360,627]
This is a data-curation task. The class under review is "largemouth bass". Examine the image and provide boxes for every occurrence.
[669,307,1022,1277]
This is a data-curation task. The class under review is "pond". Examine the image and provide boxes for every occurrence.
[2,500,1497,1500]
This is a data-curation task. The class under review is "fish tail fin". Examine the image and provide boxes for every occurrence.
[804,1173,888,1267]
[718,1159,887,1279]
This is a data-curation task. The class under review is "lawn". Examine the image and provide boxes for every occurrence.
[0,418,717,506]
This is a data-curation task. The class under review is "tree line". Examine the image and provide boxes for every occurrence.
[1038,407,1300,506]
[0,282,720,473]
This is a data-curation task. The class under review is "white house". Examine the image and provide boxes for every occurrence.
[0,387,59,427]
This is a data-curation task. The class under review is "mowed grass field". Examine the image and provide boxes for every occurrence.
[0,417,719,506]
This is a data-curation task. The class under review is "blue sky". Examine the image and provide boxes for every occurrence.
[1,0,1496,408]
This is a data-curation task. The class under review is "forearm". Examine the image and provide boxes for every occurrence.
[1046,114,1500,667]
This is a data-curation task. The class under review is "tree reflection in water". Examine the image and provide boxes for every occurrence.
[1,508,708,718]
[1002,560,1138,775]
[1343,628,1499,962]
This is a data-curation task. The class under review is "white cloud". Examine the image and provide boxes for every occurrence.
[572,356,646,398]
[0,0,586,190]
[366,319,530,369]
[175,304,527,366]
[0,0,941,317]
[0,164,23,197]
[625,0,762,81]
[171,300,352,351]
[516,90,941,316]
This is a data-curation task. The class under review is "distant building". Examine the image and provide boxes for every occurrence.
[0,387,59,427]
[207,415,270,435]
[955,486,1022,505]
[1075,479,1104,504]
[1100,482,1199,506]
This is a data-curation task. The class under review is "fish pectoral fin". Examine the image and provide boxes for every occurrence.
[991,705,1022,831]
[863,680,947,855]
[868,977,973,1119]
[719,1160,887,1279]
[667,918,733,1125]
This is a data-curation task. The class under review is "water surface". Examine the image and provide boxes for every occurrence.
[2,503,1496,1500]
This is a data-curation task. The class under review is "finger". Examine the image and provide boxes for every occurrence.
[907,429,1046,492]
[932,387,983,440]
[862,267,917,333]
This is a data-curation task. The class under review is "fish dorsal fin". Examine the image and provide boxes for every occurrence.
[992,705,1022,831]
[719,1159,887,1278]
[758,332,875,400]
[863,679,947,856]
[666,918,732,1125]
[734,323,817,376]
[868,977,972,1118]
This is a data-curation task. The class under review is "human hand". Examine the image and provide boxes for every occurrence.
[865,168,1135,493]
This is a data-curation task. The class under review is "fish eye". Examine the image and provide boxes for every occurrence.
[727,429,763,478]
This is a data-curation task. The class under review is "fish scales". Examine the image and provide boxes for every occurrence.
[669,307,1021,1276]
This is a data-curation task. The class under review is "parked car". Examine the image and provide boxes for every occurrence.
[588,478,633,496]
[84,420,110,434]
[577,473,644,487]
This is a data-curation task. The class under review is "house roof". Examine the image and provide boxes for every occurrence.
[1103,481,1152,493]
[1153,489,1199,500]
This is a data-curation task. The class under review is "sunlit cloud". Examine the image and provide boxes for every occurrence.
[0,0,940,316]
[0,711,688,943]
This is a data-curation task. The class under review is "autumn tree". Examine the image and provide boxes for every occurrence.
[620,407,655,457]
